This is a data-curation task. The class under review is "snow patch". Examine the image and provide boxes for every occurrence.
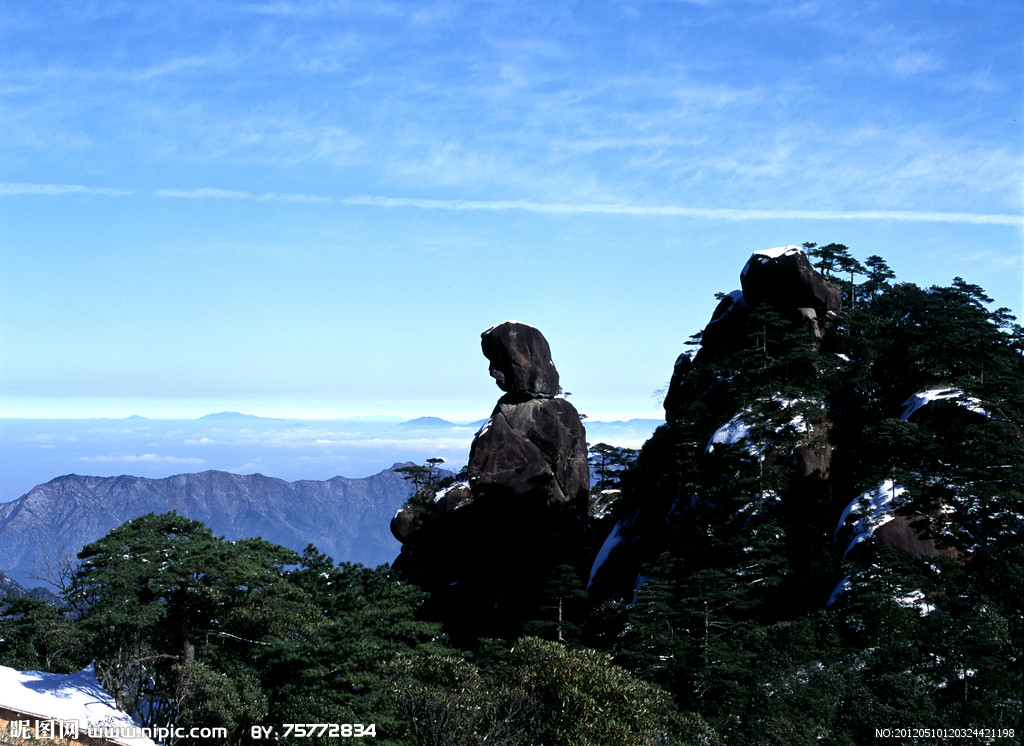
[588,520,627,589]
[705,400,811,456]
[901,388,987,421]
[898,589,937,616]
[705,413,754,453]
[433,480,469,504]
[836,480,907,557]
[475,417,494,438]
[826,577,851,607]
[741,244,803,277]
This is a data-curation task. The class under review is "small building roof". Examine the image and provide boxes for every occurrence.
[0,663,157,746]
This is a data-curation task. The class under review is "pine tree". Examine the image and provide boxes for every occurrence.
[521,563,589,645]
[861,254,896,298]
[260,545,449,741]
[66,512,300,742]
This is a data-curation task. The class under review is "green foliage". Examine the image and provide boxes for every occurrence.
[396,458,453,509]
[520,563,589,645]
[382,637,715,745]
[45,514,451,745]
[65,512,299,740]
[259,546,448,743]
[0,594,84,672]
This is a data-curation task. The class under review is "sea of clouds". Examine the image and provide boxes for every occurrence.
[0,414,659,503]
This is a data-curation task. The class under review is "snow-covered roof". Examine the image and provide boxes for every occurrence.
[0,663,157,746]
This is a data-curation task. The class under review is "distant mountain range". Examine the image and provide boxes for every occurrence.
[0,467,424,589]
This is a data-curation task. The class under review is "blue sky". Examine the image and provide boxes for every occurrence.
[2,0,1021,421]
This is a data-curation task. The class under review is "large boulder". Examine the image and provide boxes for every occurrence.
[470,321,588,510]
[665,245,841,423]
[481,321,561,396]
[740,245,842,336]
[469,395,589,509]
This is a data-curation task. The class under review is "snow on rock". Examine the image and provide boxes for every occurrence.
[704,400,811,456]
[826,577,851,607]
[901,388,987,421]
[433,481,461,503]
[828,577,937,616]
[0,663,157,746]
[741,244,803,277]
[588,520,627,589]
[836,480,908,557]
[705,413,754,454]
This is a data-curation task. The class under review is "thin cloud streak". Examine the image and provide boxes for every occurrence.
[4,183,1016,226]
[339,195,1022,227]
[0,182,135,196]
[155,188,331,203]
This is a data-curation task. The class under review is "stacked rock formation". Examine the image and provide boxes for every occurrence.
[391,321,589,640]
[469,322,590,510]
[589,245,842,599]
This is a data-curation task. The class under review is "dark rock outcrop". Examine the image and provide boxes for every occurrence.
[836,387,1023,563]
[392,321,589,640]
[665,245,842,424]
[740,245,842,339]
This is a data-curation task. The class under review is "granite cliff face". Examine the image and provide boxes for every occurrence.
[392,321,589,639]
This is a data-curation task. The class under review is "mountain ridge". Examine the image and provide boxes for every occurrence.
[0,467,421,587]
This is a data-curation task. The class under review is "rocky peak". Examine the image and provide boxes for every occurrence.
[664,245,841,422]
[592,245,843,598]
[740,245,842,335]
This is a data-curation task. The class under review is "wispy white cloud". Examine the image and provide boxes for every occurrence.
[155,188,331,203]
[0,182,135,196]
[76,454,206,465]
[339,195,1021,226]
[230,1,396,18]
[4,181,1015,226]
